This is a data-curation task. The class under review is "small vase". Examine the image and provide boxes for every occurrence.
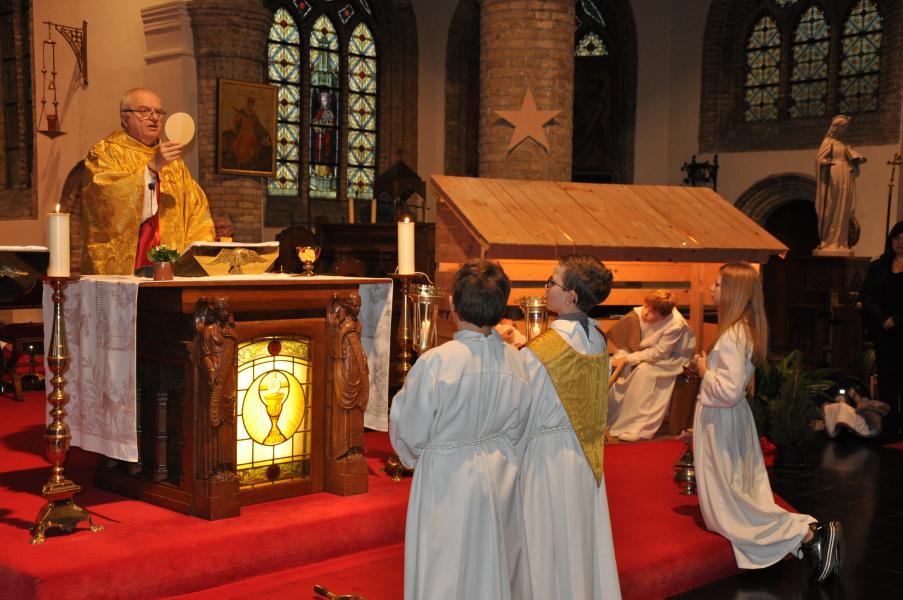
[153,261,174,281]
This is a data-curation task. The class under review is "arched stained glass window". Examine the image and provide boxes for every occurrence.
[268,8,302,196]
[790,5,829,118]
[309,15,340,200]
[266,3,379,208]
[840,0,883,113]
[745,15,781,121]
[346,22,377,200]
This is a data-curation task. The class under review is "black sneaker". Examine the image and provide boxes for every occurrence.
[802,521,844,582]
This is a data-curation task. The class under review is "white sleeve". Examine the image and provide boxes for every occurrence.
[626,323,683,365]
[698,328,751,408]
[388,357,438,469]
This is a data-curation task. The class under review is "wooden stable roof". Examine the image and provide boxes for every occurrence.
[432,175,787,263]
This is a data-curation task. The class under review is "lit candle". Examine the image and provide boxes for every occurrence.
[531,322,541,339]
[420,317,431,347]
[348,196,355,224]
[397,216,415,275]
[370,197,377,224]
[47,203,70,277]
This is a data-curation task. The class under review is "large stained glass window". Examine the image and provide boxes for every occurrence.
[266,2,379,208]
[346,22,376,200]
[236,336,313,487]
[744,15,781,121]
[840,0,883,113]
[790,5,829,118]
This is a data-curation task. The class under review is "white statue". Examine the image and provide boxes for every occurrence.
[815,114,866,253]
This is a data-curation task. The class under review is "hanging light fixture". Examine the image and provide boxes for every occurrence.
[37,20,88,138]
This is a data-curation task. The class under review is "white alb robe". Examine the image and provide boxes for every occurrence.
[390,329,532,600]
[693,324,813,569]
[519,319,621,599]
[608,307,696,440]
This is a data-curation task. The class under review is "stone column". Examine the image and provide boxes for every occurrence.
[479,0,574,180]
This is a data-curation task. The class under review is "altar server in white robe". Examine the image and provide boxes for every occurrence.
[519,255,621,599]
[691,262,843,582]
[608,290,696,441]
[390,259,532,600]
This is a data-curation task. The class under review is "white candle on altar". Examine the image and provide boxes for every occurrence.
[348,196,355,224]
[420,317,431,347]
[397,217,415,275]
[47,204,70,277]
[370,198,377,224]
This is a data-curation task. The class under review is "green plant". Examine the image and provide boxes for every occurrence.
[147,244,180,263]
[751,350,838,448]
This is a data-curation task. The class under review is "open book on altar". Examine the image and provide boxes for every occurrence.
[174,241,280,276]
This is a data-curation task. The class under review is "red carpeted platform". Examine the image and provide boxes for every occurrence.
[884,441,903,450]
[1,391,796,599]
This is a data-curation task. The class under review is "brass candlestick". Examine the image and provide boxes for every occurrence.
[31,277,103,544]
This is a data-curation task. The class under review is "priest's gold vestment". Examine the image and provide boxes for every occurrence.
[82,129,215,275]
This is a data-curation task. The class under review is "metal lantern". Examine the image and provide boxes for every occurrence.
[407,283,445,355]
[520,296,549,342]
[672,443,697,495]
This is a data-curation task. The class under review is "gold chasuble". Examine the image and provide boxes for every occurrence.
[82,129,215,275]
[528,329,609,486]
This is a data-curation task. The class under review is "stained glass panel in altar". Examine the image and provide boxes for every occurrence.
[236,336,313,487]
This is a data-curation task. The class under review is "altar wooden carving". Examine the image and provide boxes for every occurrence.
[324,293,370,495]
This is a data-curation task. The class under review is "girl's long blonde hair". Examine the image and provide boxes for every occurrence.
[715,262,768,365]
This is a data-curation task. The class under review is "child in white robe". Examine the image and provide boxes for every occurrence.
[390,260,532,600]
[608,290,696,441]
[519,255,621,599]
[690,262,843,582]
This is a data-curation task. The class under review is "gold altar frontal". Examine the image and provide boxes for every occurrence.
[94,276,388,520]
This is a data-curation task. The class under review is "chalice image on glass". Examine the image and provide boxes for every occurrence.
[260,370,290,445]
[296,245,321,276]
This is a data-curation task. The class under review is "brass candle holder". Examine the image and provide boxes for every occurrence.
[672,442,697,495]
[31,277,103,544]
[520,296,549,342]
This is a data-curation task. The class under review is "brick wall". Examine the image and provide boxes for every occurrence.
[478,0,575,181]
[700,0,903,153]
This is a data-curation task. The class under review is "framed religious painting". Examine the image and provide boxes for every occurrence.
[216,79,277,176]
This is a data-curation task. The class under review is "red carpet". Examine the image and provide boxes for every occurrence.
[884,441,903,450]
[1,391,798,599]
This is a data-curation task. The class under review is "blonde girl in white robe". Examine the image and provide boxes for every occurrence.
[608,290,696,441]
[390,260,532,600]
[690,262,843,582]
[519,255,621,599]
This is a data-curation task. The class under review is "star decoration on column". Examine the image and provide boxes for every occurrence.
[495,88,561,153]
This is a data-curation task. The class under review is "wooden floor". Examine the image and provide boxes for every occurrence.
[670,431,903,600]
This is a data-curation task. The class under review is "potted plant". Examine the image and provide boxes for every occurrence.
[147,245,180,281]
[750,351,836,467]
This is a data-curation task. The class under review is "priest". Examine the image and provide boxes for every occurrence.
[81,88,214,275]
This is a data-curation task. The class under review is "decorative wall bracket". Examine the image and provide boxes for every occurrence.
[46,20,88,85]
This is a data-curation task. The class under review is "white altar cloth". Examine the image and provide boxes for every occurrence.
[43,274,392,462]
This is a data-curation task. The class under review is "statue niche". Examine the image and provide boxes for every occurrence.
[325,293,370,495]
[194,297,238,481]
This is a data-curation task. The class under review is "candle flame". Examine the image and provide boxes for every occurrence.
[403,216,411,223]
[55,203,60,213]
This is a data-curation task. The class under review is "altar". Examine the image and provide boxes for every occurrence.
[43,274,392,519]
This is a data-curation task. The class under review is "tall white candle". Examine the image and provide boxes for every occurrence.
[47,204,70,277]
[397,217,415,275]
[348,196,355,224]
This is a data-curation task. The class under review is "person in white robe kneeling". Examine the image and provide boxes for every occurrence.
[519,255,621,599]
[390,259,532,600]
[689,262,843,583]
[608,290,696,441]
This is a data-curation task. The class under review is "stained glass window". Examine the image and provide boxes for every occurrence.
[790,5,829,118]
[774,0,798,6]
[840,0,882,113]
[236,336,313,487]
[745,15,781,121]
[346,22,377,200]
[576,31,607,57]
[267,2,379,210]
[268,8,302,196]
[309,15,340,200]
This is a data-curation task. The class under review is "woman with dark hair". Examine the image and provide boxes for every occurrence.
[860,221,903,434]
